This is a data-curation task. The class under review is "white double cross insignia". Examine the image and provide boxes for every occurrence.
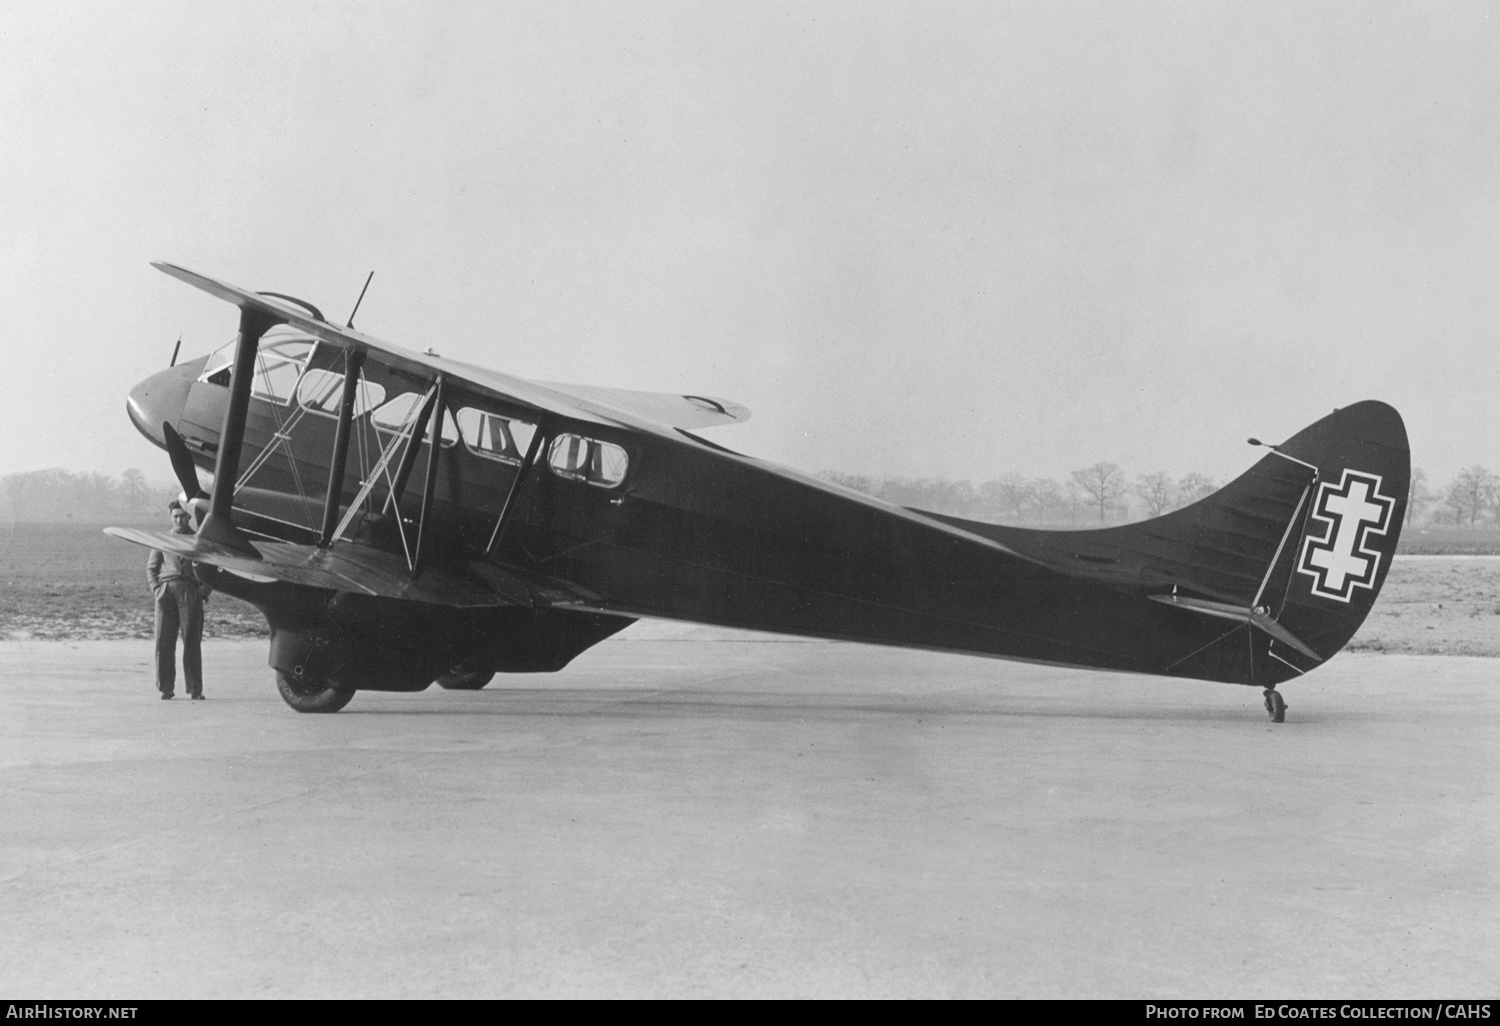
[1297,469,1396,603]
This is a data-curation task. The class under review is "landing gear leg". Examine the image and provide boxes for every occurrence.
[1263,687,1286,723]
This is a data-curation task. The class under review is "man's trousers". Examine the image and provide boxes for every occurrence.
[154,579,204,697]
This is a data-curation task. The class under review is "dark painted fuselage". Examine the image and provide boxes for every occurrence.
[127,346,1409,692]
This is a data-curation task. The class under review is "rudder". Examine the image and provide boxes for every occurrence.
[1255,400,1409,676]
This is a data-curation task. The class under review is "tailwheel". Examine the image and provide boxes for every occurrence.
[275,670,355,713]
[1263,687,1286,723]
[435,670,496,691]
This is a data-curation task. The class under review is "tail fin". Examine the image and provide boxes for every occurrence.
[1247,400,1409,677]
[925,401,1409,685]
[1108,399,1409,684]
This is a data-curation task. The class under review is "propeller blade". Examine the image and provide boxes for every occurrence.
[162,422,209,501]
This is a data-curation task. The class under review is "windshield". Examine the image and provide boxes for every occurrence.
[197,326,317,406]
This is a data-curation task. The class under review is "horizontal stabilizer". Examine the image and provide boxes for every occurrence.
[1148,592,1323,662]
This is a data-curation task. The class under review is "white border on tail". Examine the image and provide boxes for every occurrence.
[1296,469,1396,604]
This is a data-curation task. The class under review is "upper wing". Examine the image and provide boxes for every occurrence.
[534,382,749,430]
[151,262,1042,575]
[153,262,749,434]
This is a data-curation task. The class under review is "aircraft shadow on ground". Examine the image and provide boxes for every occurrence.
[332,688,1280,724]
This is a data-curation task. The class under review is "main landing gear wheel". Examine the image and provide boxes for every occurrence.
[275,670,355,713]
[435,670,496,691]
[1263,688,1286,723]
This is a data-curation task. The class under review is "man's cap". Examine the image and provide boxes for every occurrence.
[168,499,186,513]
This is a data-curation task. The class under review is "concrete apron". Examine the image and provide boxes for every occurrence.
[0,636,1494,998]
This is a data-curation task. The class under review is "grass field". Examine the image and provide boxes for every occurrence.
[3,521,1499,655]
[0,521,267,640]
[1398,525,1500,555]
[1345,555,1500,656]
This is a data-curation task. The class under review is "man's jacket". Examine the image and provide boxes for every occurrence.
[147,547,212,600]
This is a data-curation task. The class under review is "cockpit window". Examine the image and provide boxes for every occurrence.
[196,328,315,405]
[454,408,537,463]
[547,433,629,488]
[297,369,387,419]
[370,392,459,446]
[199,346,233,386]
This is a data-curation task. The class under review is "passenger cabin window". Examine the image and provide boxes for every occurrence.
[297,369,387,419]
[252,337,315,405]
[455,408,537,463]
[547,434,629,488]
[370,392,459,446]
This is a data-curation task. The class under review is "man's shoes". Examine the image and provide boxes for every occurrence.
[160,693,173,700]
[190,693,205,700]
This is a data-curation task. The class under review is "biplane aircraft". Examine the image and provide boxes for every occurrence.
[109,263,1409,720]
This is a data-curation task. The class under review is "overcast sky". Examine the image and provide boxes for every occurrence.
[3,1,1496,491]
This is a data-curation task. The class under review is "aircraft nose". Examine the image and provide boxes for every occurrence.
[126,363,197,448]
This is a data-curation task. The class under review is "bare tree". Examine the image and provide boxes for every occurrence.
[979,472,1030,523]
[818,471,878,496]
[2,468,121,521]
[1071,462,1127,524]
[1175,472,1218,509]
[121,468,149,512]
[1027,477,1066,525]
[933,479,977,517]
[1133,471,1177,518]
[816,472,983,517]
[1406,468,1433,525]
[873,477,926,508]
[1443,466,1500,526]
[1065,478,1086,525]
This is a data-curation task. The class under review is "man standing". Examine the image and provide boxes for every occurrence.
[147,500,213,700]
